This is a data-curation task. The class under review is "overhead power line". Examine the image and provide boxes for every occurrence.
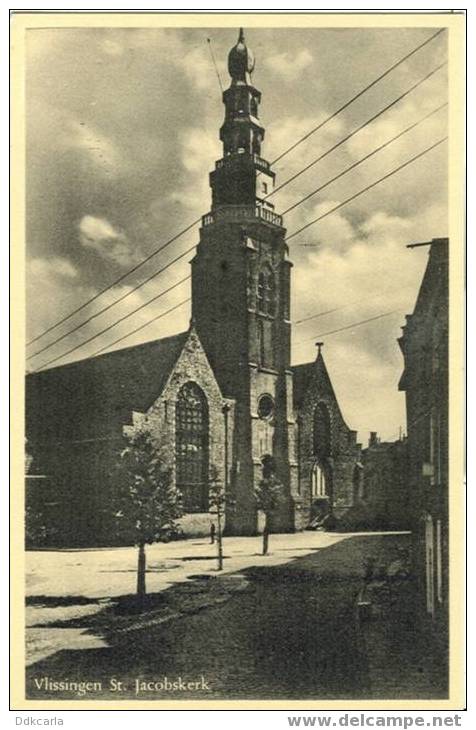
[28,273,191,361]
[36,275,191,370]
[26,217,201,346]
[34,132,446,371]
[31,84,446,364]
[267,62,447,202]
[89,297,191,360]
[283,101,447,217]
[294,310,400,346]
[286,136,447,242]
[269,27,446,167]
[27,28,445,349]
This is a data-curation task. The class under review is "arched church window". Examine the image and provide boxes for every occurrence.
[175,382,209,512]
[257,265,276,317]
[311,462,327,498]
[313,402,331,460]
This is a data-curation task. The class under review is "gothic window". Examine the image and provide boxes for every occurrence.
[175,382,209,512]
[258,319,265,366]
[257,265,276,317]
[311,462,327,498]
[313,402,331,460]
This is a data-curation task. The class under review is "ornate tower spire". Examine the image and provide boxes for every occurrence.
[227,27,255,85]
[208,29,277,212]
[220,28,264,159]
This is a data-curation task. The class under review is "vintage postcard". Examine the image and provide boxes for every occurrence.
[10,11,466,710]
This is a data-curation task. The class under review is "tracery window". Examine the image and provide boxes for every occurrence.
[313,402,331,460]
[257,265,276,317]
[311,462,327,498]
[175,382,209,512]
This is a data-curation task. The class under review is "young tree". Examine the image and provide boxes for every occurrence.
[208,465,226,571]
[255,456,283,556]
[113,424,183,597]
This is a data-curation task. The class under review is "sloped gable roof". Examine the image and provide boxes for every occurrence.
[26,331,188,441]
[291,352,337,409]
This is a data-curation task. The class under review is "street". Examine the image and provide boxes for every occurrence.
[25,532,447,700]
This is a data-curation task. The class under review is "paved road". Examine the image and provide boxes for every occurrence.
[25,533,442,701]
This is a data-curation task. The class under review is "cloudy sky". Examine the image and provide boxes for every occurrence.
[25,25,448,442]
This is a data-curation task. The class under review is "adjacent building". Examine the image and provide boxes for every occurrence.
[360,432,409,530]
[398,237,449,619]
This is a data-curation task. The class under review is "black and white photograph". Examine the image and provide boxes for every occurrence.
[11,11,465,708]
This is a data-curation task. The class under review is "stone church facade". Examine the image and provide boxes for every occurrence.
[26,30,361,547]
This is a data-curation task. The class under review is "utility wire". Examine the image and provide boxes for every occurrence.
[34,133,446,371]
[28,272,191,361]
[30,85,446,362]
[89,298,191,359]
[27,29,445,348]
[26,217,201,346]
[267,62,446,202]
[294,310,400,346]
[286,136,447,242]
[269,27,446,167]
[36,275,191,370]
[283,101,447,217]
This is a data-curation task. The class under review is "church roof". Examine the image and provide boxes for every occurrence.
[291,351,337,409]
[26,331,188,441]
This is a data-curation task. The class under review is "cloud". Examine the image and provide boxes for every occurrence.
[179,46,217,91]
[29,275,191,369]
[69,121,121,177]
[26,260,94,349]
[289,206,435,440]
[265,49,313,82]
[78,215,140,267]
[102,38,124,56]
[169,126,220,216]
[29,257,78,279]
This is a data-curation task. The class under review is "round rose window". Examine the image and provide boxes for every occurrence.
[258,394,274,419]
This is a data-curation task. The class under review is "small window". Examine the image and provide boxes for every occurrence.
[257,265,276,317]
[262,182,268,194]
[258,394,274,420]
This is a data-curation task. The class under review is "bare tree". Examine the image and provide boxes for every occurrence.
[208,465,226,571]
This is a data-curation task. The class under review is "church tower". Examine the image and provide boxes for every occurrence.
[191,29,298,534]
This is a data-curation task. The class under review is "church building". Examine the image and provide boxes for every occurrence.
[25,30,361,547]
